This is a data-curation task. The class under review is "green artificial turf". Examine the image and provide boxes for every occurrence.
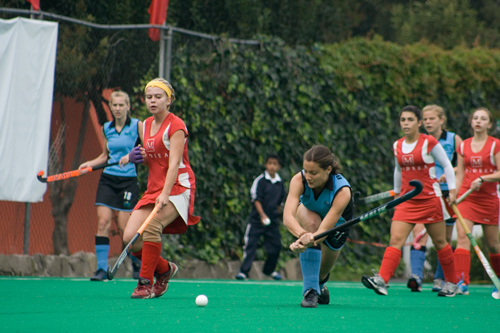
[0,277,498,332]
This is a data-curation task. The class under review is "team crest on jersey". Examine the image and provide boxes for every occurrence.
[402,155,414,166]
[471,156,482,167]
[146,139,155,152]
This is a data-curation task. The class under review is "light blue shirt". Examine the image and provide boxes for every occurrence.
[103,117,140,177]
[300,172,351,221]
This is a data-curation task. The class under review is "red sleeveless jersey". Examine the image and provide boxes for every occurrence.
[135,112,200,230]
[457,136,500,225]
[392,134,445,224]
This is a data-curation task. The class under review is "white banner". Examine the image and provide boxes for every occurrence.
[0,17,58,202]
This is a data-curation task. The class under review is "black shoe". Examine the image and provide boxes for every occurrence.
[407,274,422,292]
[301,288,318,308]
[318,286,330,305]
[132,262,141,280]
[90,268,107,281]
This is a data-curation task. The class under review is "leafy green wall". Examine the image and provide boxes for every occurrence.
[132,36,500,277]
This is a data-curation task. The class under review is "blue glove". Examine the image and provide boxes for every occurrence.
[129,146,144,164]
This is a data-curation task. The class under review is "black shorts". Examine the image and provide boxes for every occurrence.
[95,173,139,212]
[323,227,350,251]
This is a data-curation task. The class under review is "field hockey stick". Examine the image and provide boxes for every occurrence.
[106,204,160,280]
[314,180,423,240]
[356,190,396,205]
[451,203,500,298]
[456,188,474,204]
[412,229,427,250]
[37,162,119,183]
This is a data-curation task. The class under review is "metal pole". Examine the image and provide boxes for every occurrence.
[24,4,37,255]
[24,203,31,254]
[158,22,166,78]
[165,28,172,82]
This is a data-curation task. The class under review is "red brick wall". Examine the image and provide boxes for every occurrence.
[0,93,123,256]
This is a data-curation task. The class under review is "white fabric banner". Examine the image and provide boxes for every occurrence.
[0,17,58,202]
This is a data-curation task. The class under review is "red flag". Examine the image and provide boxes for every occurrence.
[27,0,40,10]
[148,0,169,41]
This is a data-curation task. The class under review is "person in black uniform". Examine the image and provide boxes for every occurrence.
[235,154,286,280]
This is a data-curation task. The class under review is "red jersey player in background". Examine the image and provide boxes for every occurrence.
[454,107,500,299]
[362,105,460,297]
[123,78,200,299]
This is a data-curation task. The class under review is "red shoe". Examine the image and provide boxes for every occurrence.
[131,277,154,299]
[153,263,178,298]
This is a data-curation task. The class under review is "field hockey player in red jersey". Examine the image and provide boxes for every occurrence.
[362,105,460,297]
[78,91,143,281]
[283,145,354,308]
[409,105,463,292]
[454,108,500,299]
[123,78,200,299]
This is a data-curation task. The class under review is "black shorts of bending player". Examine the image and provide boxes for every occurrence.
[95,173,139,211]
[323,227,350,251]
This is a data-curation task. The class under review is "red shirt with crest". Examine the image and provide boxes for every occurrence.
[392,133,445,224]
[457,136,500,225]
[135,112,200,232]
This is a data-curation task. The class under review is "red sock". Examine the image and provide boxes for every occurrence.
[131,249,142,260]
[454,248,470,284]
[438,244,458,284]
[379,247,401,283]
[489,253,500,278]
[155,256,170,275]
[140,242,162,285]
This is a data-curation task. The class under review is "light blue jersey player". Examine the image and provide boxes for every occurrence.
[78,91,143,281]
[283,145,353,308]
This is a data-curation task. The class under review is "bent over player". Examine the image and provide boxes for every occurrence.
[283,145,353,308]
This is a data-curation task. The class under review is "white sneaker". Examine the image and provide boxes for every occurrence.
[235,272,247,280]
[362,275,388,296]
[438,282,458,297]
[432,278,444,292]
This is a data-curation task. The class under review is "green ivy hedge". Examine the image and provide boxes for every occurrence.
[131,36,500,280]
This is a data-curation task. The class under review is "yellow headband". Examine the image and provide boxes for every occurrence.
[145,81,172,98]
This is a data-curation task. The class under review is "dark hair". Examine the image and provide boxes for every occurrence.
[468,107,496,133]
[400,105,422,120]
[303,145,339,175]
[265,154,281,165]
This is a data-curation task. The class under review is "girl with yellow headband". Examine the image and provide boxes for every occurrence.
[123,78,200,299]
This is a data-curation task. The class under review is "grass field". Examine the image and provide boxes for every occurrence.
[1,277,499,332]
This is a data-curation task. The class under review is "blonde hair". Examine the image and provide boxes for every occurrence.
[109,90,130,108]
[145,78,176,103]
[422,104,446,130]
